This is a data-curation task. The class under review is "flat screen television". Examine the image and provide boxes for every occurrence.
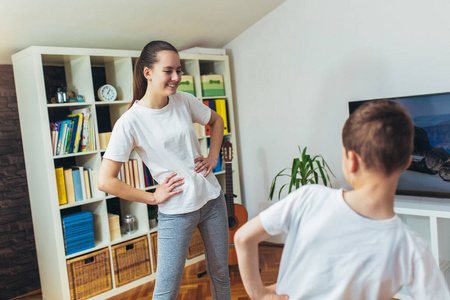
[348,92,450,198]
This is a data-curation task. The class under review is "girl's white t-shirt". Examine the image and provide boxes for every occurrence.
[103,91,221,214]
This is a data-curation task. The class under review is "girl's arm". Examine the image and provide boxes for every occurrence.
[194,109,224,176]
[98,158,184,205]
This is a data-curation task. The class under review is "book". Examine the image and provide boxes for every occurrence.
[72,166,86,200]
[215,99,229,134]
[192,123,205,138]
[55,121,66,155]
[124,161,131,186]
[55,167,67,205]
[203,100,211,136]
[67,113,83,153]
[83,169,91,199]
[63,168,75,203]
[72,168,83,201]
[132,159,140,188]
[50,123,58,156]
[89,169,97,198]
[71,108,91,152]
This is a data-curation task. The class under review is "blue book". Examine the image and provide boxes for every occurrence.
[214,153,222,173]
[72,169,83,201]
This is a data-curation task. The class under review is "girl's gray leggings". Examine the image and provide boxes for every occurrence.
[152,192,231,300]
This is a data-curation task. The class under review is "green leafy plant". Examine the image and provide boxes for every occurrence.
[269,146,335,200]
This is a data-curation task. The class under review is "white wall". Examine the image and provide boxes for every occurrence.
[226,0,450,240]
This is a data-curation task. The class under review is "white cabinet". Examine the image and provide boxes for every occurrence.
[12,46,241,299]
[394,195,450,299]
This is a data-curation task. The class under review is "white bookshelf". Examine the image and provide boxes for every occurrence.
[12,46,242,300]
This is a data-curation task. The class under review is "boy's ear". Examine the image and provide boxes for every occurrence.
[347,150,360,173]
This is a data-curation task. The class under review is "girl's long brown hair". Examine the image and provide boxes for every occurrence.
[130,41,178,109]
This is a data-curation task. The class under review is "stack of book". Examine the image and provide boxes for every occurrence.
[61,211,95,255]
[108,213,121,241]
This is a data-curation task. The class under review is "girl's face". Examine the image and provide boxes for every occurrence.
[147,50,182,97]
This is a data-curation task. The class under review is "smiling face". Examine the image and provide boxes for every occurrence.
[146,50,182,97]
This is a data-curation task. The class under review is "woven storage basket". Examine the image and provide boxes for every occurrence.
[187,227,205,259]
[67,248,112,300]
[111,236,151,287]
[150,232,158,273]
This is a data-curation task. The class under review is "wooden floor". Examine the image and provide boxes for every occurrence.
[14,244,283,300]
[107,243,283,300]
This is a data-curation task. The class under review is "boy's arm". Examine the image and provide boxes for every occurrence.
[234,216,289,300]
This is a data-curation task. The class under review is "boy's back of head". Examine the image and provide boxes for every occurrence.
[342,99,414,175]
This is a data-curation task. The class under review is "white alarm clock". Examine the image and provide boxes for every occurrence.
[97,84,117,102]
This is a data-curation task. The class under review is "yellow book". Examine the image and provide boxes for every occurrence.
[124,161,131,186]
[55,167,67,205]
[215,99,229,134]
[63,168,75,203]
[132,159,140,189]
[83,169,91,199]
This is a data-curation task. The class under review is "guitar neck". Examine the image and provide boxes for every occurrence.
[225,162,235,216]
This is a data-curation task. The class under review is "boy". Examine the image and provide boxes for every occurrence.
[234,100,450,299]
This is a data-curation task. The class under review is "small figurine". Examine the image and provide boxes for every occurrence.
[67,90,77,102]
[77,95,85,102]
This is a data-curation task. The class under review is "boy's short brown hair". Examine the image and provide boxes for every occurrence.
[342,99,414,175]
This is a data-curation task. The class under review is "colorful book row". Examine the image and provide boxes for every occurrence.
[55,166,97,205]
[202,99,229,135]
[118,159,141,188]
[143,163,157,188]
[50,108,94,156]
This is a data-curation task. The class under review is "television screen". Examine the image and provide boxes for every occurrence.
[348,92,450,198]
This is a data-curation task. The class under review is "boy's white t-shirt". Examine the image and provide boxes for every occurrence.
[103,91,221,214]
[260,184,450,300]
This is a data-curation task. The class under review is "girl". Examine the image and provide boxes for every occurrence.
[98,40,230,299]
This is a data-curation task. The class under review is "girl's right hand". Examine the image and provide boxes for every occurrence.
[152,173,184,205]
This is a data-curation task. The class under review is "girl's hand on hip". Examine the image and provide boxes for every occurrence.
[153,173,184,204]
[194,156,217,177]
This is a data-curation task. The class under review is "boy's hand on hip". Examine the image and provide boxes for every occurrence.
[152,173,184,204]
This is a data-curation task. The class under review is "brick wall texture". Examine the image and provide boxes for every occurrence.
[0,65,40,299]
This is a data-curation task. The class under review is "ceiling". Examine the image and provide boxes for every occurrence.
[0,0,286,64]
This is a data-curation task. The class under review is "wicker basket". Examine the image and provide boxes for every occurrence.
[187,227,205,259]
[67,248,112,300]
[111,236,151,287]
[150,232,158,273]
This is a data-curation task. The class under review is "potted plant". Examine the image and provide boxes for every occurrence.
[269,146,335,201]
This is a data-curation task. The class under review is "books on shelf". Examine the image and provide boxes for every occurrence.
[50,108,95,156]
[56,166,96,205]
[202,99,229,135]
[143,163,157,188]
[117,159,141,188]
[61,211,95,255]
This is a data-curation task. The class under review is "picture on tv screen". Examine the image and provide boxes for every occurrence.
[349,92,450,198]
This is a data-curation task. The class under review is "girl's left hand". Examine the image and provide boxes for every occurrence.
[194,156,217,177]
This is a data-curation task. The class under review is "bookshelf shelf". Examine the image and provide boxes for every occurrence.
[12,46,242,300]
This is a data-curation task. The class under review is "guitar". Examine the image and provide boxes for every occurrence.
[221,141,248,266]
